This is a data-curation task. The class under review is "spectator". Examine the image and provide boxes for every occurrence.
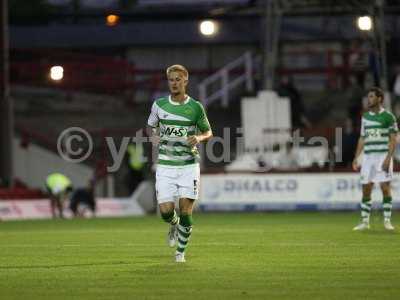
[347,85,365,131]
[392,65,400,100]
[338,118,358,168]
[277,76,311,129]
[69,179,96,218]
[126,142,145,194]
[45,173,73,219]
[348,39,369,88]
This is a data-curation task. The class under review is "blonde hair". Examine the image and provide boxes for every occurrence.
[166,64,189,80]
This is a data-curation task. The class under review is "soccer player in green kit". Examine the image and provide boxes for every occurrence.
[147,65,213,262]
[352,87,398,231]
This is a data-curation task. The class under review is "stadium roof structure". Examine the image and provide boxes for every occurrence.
[8,0,400,25]
[41,0,400,19]
[247,0,400,16]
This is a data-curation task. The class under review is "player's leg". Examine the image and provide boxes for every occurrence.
[58,194,66,218]
[156,167,179,247]
[50,195,57,218]
[354,156,373,230]
[354,183,373,230]
[88,193,96,217]
[159,201,178,224]
[51,195,63,218]
[175,197,195,262]
[380,182,394,230]
[375,155,394,230]
[175,165,199,262]
[69,193,79,217]
[46,185,58,219]
[159,201,180,247]
[50,193,64,219]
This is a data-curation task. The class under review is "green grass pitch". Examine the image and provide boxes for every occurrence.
[0,212,399,300]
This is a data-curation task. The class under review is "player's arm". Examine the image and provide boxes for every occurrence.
[382,114,399,171]
[352,137,364,171]
[353,117,366,171]
[187,130,213,146]
[146,126,160,146]
[146,102,160,146]
[187,103,213,146]
[387,133,397,159]
[382,132,397,172]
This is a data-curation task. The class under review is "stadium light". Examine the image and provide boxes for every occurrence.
[199,20,218,36]
[50,66,64,81]
[106,14,119,26]
[357,16,373,31]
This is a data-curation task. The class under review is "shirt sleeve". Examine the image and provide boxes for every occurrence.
[388,114,399,134]
[360,117,365,137]
[147,102,159,127]
[196,102,211,133]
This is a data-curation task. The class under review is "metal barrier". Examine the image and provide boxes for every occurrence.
[198,51,254,108]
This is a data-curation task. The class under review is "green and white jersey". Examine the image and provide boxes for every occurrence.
[360,108,398,154]
[147,95,211,166]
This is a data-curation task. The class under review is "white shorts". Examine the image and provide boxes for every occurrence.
[360,154,393,184]
[155,164,200,204]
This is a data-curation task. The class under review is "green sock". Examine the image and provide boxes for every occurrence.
[161,210,179,225]
[361,197,371,223]
[177,214,193,253]
[383,196,392,221]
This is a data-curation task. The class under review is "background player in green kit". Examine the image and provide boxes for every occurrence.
[146,64,213,262]
[352,87,398,231]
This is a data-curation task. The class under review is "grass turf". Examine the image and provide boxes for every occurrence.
[0,212,399,300]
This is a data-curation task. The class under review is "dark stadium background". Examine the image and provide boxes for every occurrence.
[0,1,400,299]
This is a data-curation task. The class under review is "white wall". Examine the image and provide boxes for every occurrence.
[13,137,94,190]
[241,90,291,152]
